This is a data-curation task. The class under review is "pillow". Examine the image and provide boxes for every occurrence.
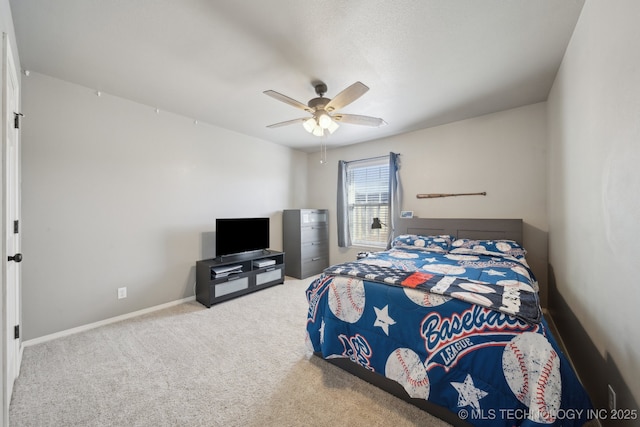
[449,239,527,259]
[391,234,455,253]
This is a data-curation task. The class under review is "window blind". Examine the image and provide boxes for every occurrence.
[346,156,390,247]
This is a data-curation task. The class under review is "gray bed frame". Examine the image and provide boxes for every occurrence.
[316,218,524,427]
[395,217,523,245]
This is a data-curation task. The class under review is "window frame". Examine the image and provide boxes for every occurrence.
[344,156,390,248]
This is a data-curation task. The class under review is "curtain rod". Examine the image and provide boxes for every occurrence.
[344,153,401,164]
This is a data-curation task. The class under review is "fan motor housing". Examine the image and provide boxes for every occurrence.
[308,97,329,111]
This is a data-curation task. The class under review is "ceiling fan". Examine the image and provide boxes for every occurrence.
[264,81,386,137]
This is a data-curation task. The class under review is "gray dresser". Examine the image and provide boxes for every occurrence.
[283,209,329,279]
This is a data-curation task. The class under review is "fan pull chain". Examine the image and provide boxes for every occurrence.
[319,139,327,164]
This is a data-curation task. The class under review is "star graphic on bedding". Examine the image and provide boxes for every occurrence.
[483,269,507,277]
[373,305,396,336]
[451,374,488,411]
[424,257,438,263]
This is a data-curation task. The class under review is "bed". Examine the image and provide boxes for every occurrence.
[305,218,593,427]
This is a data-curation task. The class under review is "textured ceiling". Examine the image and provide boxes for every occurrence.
[10,0,584,152]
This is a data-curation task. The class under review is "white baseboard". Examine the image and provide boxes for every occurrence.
[23,296,196,347]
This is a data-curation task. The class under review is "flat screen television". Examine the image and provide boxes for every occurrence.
[215,217,270,257]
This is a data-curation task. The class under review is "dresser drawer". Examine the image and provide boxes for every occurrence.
[301,240,328,259]
[301,256,329,278]
[301,210,328,225]
[301,225,328,243]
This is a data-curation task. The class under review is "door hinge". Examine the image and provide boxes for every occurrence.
[14,112,24,129]
[14,219,19,234]
[14,325,19,340]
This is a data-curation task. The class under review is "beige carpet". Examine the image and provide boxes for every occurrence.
[10,277,451,427]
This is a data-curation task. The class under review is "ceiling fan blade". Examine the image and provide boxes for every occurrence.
[325,81,369,112]
[263,90,312,112]
[266,117,308,128]
[333,114,387,127]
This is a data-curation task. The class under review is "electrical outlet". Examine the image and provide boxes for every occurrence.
[117,287,127,299]
[608,384,616,411]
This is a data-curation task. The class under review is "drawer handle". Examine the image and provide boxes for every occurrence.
[227,276,240,281]
[312,257,322,261]
[265,267,275,272]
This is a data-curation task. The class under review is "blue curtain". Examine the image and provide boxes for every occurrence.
[388,152,401,248]
[337,160,351,248]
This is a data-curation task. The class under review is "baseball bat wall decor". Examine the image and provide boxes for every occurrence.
[416,192,487,199]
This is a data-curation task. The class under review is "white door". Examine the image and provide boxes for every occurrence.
[2,32,22,423]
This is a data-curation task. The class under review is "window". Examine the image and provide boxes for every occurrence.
[337,152,400,249]
[345,156,390,247]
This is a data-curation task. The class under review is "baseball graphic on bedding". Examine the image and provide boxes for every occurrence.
[328,276,365,323]
[502,332,562,424]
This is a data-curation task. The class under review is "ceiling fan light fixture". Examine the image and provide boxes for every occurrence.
[303,117,316,133]
[327,119,339,134]
[312,125,324,137]
[317,111,333,129]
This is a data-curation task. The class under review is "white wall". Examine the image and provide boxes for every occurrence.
[547,0,640,404]
[307,102,549,303]
[20,72,308,340]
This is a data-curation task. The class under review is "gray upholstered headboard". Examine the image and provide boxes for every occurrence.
[395,218,523,245]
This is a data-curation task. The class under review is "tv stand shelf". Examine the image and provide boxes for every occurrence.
[196,250,285,307]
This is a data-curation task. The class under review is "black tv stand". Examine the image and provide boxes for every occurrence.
[196,250,285,307]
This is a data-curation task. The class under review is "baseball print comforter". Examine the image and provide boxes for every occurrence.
[306,235,593,426]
